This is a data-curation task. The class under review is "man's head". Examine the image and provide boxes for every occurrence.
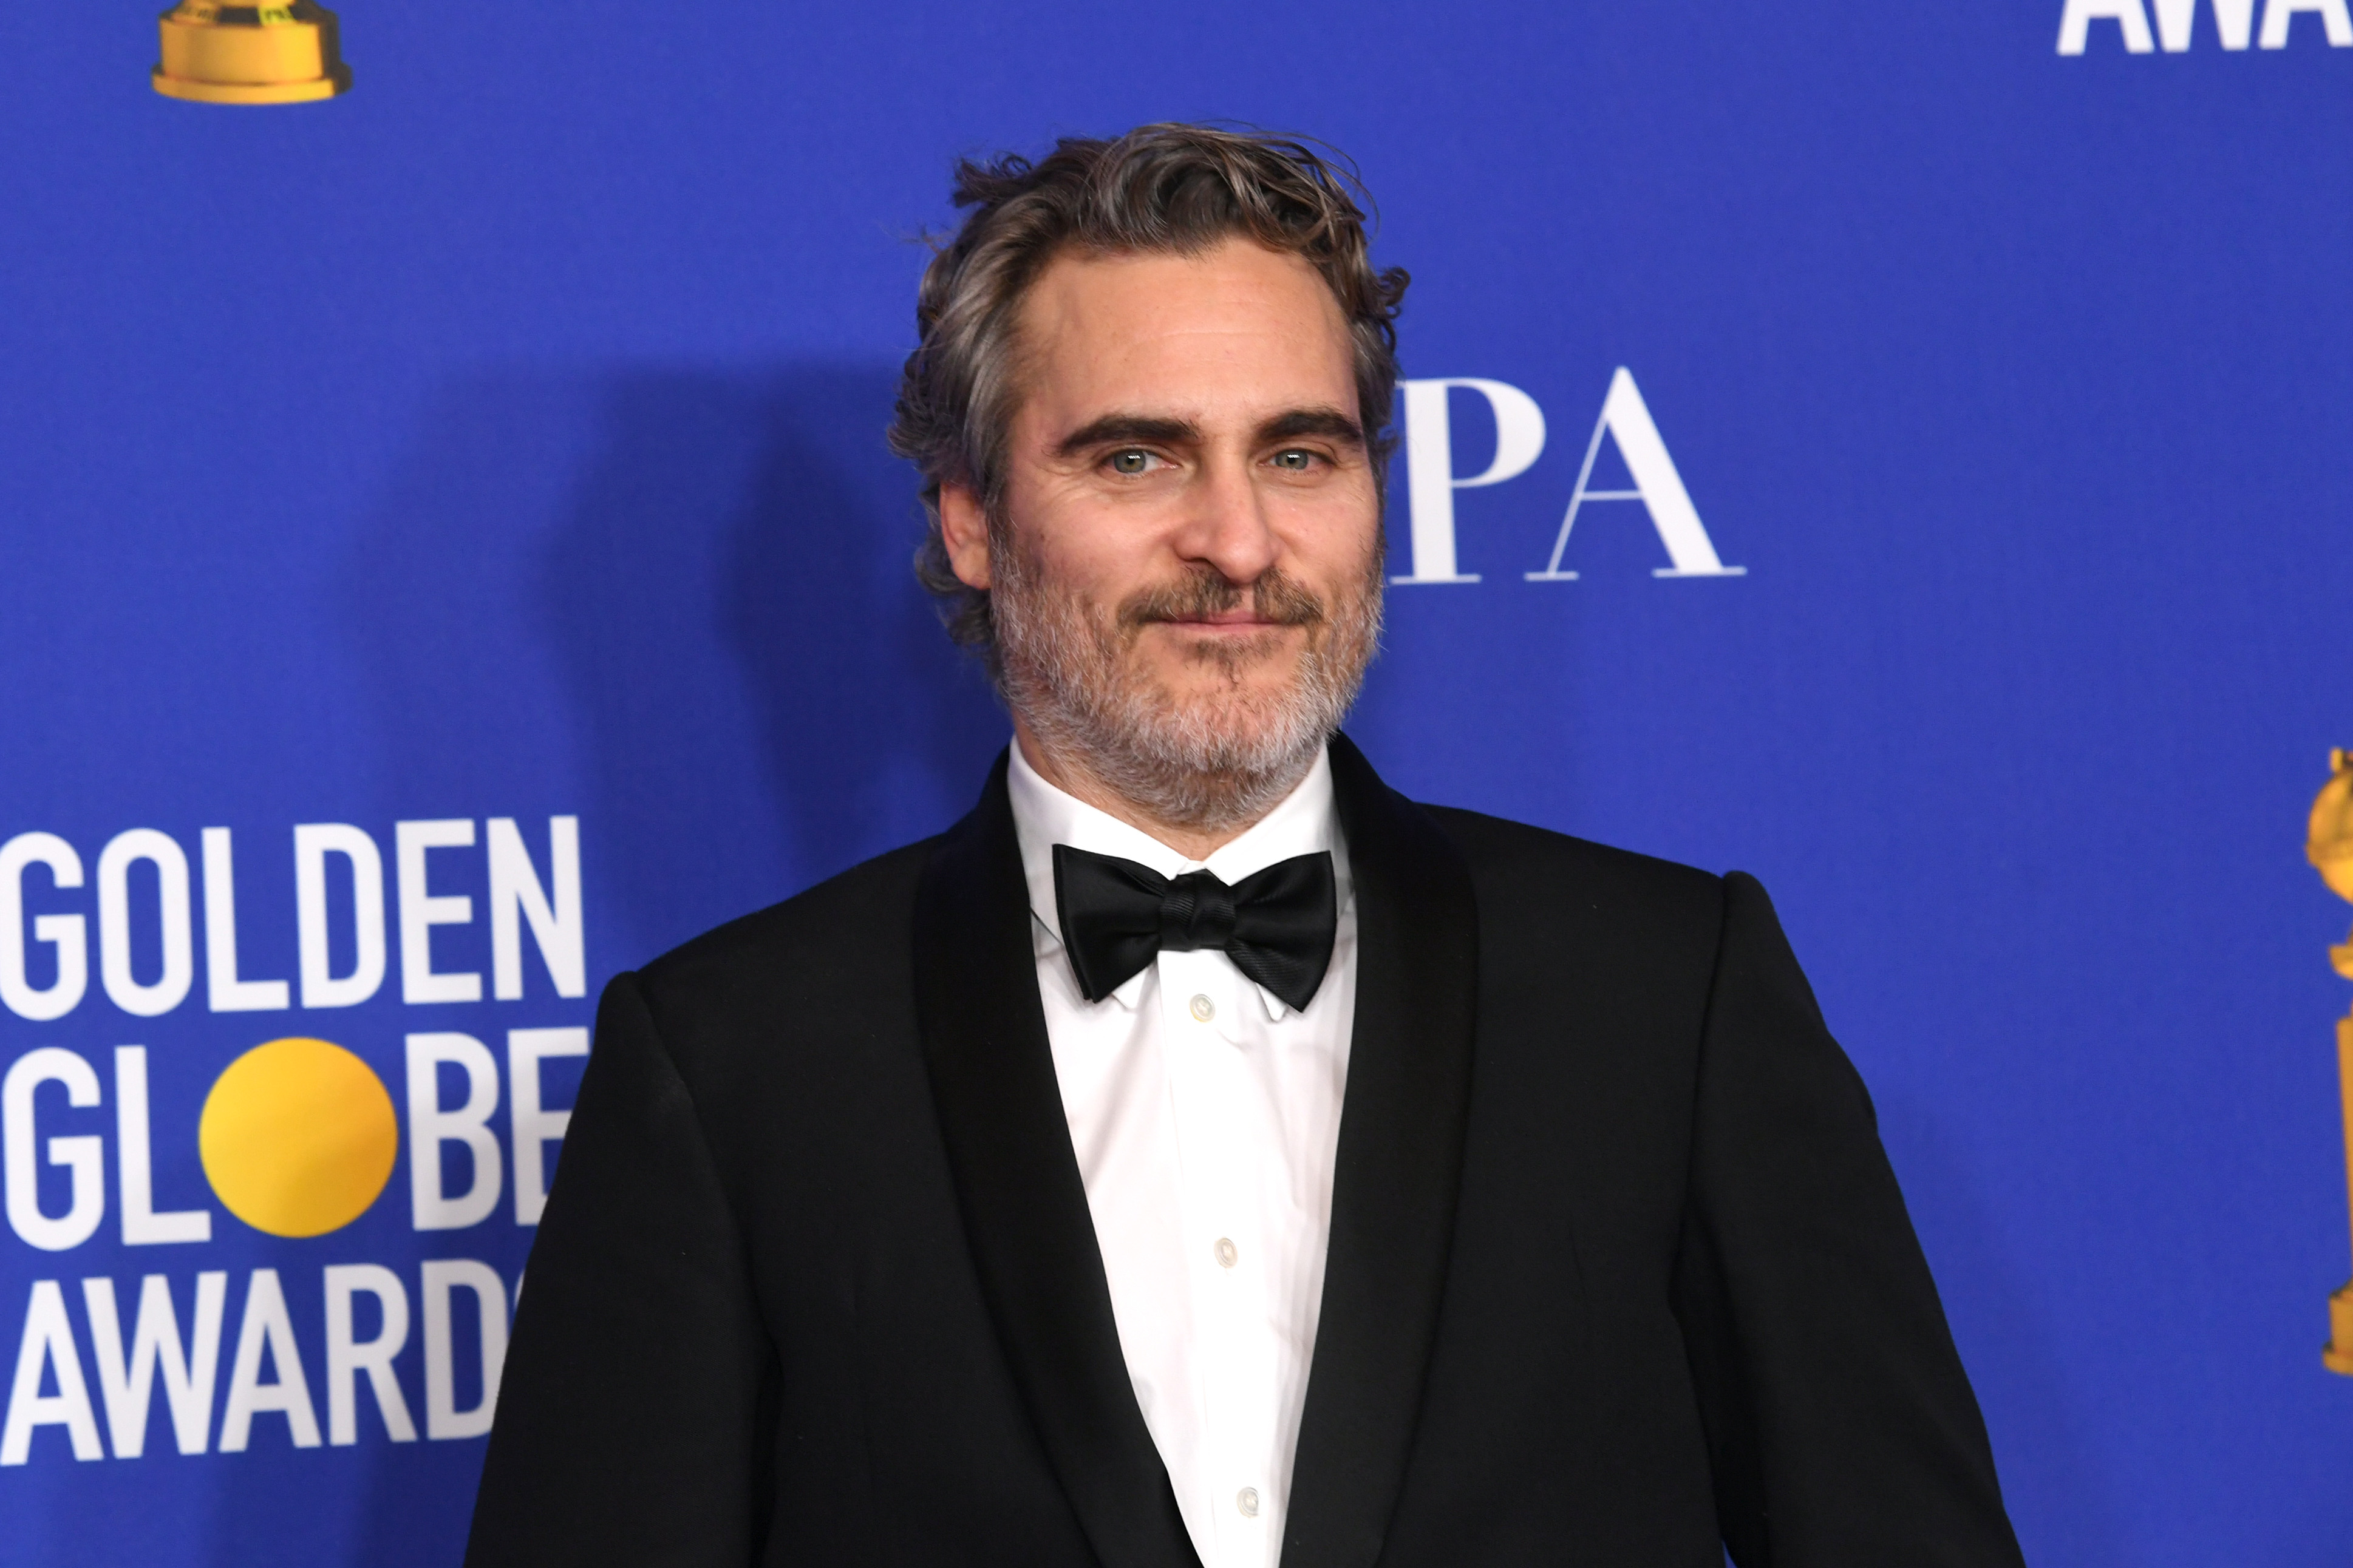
[891,125,1408,839]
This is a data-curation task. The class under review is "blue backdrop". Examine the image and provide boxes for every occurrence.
[4,2,2351,1563]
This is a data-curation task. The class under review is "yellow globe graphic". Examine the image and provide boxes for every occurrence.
[199,1037,399,1238]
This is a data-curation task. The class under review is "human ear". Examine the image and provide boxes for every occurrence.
[939,484,992,590]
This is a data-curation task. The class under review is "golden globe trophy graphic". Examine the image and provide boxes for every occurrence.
[2307,750,2353,1374]
[152,1,350,104]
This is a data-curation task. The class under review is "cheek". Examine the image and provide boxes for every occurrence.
[1015,487,1173,593]
[1279,491,1383,579]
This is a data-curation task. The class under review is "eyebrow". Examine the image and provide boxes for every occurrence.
[1052,406,1365,460]
[1258,407,1366,447]
[1054,414,1200,460]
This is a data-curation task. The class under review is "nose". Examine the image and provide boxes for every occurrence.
[1175,449,1280,586]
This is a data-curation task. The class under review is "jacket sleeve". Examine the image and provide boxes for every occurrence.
[465,971,776,1567]
[1670,872,2025,1568]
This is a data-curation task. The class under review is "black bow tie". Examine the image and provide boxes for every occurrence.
[1051,844,1338,1013]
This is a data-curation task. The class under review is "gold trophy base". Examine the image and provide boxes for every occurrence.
[2326,1285,2353,1376]
[152,2,350,106]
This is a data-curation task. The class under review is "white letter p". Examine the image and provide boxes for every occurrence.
[1394,378,1546,585]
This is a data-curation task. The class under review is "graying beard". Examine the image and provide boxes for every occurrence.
[993,553,1381,833]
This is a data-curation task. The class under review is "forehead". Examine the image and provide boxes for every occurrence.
[1012,238,1356,423]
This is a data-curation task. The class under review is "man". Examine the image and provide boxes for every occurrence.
[466,126,2024,1568]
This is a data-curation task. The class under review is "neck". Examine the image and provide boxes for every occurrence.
[1011,719,1311,862]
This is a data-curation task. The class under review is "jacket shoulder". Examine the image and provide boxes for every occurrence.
[1418,802,1723,926]
[627,837,939,1031]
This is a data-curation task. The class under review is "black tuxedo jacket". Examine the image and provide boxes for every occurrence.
[465,737,2023,1568]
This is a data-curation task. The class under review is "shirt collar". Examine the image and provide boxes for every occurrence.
[1006,741,1350,1018]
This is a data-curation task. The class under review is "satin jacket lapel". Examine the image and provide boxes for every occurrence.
[1282,734,1480,1568]
[914,752,1202,1568]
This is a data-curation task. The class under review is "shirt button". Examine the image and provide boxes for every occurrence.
[1236,1487,1260,1518]
[1188,993,1214,1022]
[1214,1237,1238,1268]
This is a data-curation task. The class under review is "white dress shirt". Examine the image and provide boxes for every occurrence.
[1007,742,1358,1568]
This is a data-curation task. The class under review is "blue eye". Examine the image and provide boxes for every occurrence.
[1272,449,1315,470]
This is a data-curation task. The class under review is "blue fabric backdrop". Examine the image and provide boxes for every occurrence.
[3,2,2351,1563]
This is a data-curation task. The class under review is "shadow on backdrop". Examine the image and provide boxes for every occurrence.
[342,362,1008,984]
[1873,1091,2118,1568]
[538,361,1009,959]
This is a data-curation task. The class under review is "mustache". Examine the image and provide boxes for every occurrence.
[1115,567,1329,633]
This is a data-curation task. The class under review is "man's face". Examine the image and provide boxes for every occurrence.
[941,236,1384,827]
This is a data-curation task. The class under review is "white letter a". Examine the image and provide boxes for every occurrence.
[1528,368,1743,581]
